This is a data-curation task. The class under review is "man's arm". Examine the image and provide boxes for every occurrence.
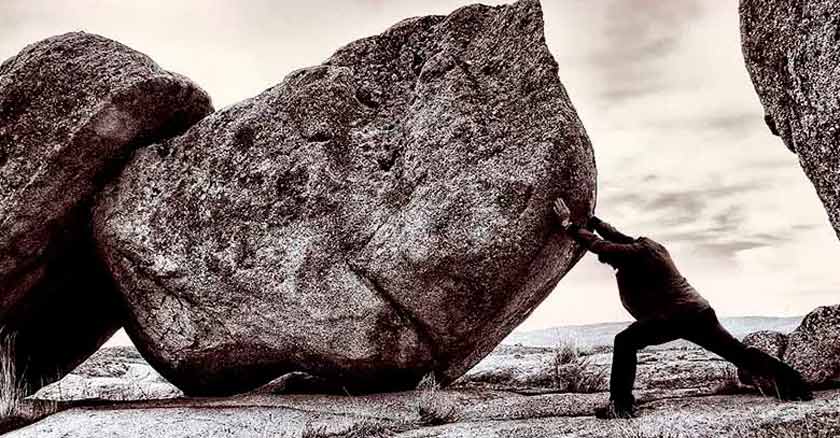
[588,216,635,244]
[553,198,641,256]
[565,223,642,256]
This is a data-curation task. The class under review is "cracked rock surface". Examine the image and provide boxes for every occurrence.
[740,0,840,239]
[94,0,596,396]
[0,32,212,392]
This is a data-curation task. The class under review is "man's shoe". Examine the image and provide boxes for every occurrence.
[594,400,638,419]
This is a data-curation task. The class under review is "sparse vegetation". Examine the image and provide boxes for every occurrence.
[551,338,608,393]
[415,373,459,426]
[0,331,26,419]
[553,338,580,366]
[0,331,59,435]
[555,356,609,393]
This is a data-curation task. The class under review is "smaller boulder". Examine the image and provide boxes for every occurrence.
[0,31,213,393]
[784,305,840,386]
[737,331,788,385]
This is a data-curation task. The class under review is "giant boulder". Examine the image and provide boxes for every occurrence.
[740,0,840,238]
[784,305,840,386]
[0,32,212,391]
[95,0,597,396]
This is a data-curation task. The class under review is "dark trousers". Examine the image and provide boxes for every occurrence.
[610,308,750,404]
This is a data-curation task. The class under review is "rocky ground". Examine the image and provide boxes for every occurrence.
[5,343,839,437]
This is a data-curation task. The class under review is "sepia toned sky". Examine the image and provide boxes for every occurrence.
[2,0,838,342]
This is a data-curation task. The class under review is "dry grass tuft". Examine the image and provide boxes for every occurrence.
[552,339,608,393]
[0,331,59,434]
[559,357,609,393]
[415,373,459,426]
[553,338,580,366]
[0,331,27,419]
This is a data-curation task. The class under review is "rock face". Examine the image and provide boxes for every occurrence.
[94,0,596,396]
[0,32,212,391]
[737,331,788,385]
[740,0,840,238]
[784,305,840,386]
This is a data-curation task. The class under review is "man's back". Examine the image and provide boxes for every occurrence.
[610,237,710,321]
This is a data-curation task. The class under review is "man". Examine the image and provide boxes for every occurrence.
[552,198,812,419]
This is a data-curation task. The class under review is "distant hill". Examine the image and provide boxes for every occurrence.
[504,316,803,349]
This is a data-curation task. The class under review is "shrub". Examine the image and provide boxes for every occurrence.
[551,339,608,393]
[0,331,59,435]
[0,331,26,419]
[415,373,459,426]
[555,356,609,393]
[553,338,580,367]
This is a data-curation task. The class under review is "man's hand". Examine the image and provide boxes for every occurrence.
[553,197,572,228]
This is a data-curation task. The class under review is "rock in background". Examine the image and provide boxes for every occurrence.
[784,304,840,386]
[94,0,596,396]
[0,32,212,392]
[740,0,840,239]
[33,347,182,402]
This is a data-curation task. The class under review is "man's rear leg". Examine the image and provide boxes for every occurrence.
[683,311,812,401]
[739,347,812,401]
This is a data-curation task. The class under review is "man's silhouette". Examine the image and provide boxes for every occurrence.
[552,198,812,419]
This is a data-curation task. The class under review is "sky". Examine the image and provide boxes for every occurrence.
[1,0,838,342]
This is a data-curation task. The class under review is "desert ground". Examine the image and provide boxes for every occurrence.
[4,317,838,438]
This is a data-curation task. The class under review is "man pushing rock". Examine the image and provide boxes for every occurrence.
[552,198,813,419]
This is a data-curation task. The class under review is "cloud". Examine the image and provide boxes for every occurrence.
[573,0,702,104]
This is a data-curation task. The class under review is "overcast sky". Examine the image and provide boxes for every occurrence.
[2,0,838,341]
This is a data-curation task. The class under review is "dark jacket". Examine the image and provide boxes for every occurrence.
[566,218,710,321]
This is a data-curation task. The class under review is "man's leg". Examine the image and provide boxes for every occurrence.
[598,319,680,419]
[679,309,751,367]
[681,309,812,401]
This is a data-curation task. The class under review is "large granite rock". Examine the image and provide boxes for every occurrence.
[94,0,596,396]
[737,330,788,386]
[0,32,212,391]
[740,0,840,238]
[784,305,840,386]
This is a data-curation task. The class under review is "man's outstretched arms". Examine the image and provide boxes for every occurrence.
[553,198,641,256]
[588,216,635,244]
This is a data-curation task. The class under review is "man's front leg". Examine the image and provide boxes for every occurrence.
[596,328,640,419]
[596,320,679,419]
